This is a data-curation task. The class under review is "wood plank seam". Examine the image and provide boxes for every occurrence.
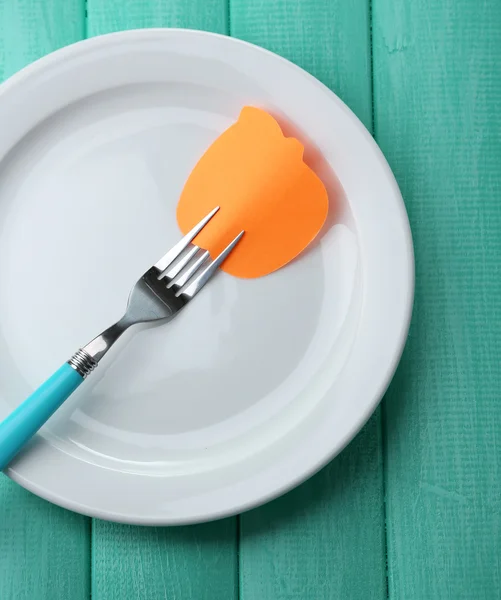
[84,0,88,37]
[369,0,376,136]
[370,3,392,600]
[368,2,391,598]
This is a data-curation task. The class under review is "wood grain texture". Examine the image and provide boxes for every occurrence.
[86,0,228,36]
[231,4,385,598]
[239,419,385,600]
[230,0,373,129]
[0,477,90,600]
[0,2,89,600]
[92,520,237,600]
[0,0,85,80]
[373,0,501,597]
[86,3,237,599]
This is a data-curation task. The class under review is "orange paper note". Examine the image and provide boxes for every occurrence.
[177,107,328,278]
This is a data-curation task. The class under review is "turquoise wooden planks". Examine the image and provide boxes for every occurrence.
[0,2,89,600]
[85,3,237,600]
[92,520,237,600]
[373,0,501,597]
[231,1,386,598]
[0,0,85,80]
[238,419,386,600]
[86,0,228,36]
[231,0,373,129]
[0,478,90,600]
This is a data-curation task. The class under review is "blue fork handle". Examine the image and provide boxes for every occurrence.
[0,363,83,470]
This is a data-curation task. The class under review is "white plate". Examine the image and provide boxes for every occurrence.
[0,29,413,524]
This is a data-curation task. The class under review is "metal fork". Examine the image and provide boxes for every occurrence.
[0,207,242,470]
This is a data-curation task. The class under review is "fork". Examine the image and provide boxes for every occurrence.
[0,207,242,470]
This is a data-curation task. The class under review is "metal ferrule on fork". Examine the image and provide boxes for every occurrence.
[68,349,97,378]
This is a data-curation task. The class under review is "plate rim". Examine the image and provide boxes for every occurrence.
[0,28,415,525]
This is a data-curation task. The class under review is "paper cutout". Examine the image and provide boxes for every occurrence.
[177,106,329,278]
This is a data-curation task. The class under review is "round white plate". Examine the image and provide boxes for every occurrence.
[0,29,413,524]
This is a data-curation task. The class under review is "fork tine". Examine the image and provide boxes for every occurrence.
[178,231,244,299]
[163,246,199,281]
[170,250,210,289]
[154,206,220,273]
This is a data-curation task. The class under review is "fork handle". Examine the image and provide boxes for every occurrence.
[0,363,84,470]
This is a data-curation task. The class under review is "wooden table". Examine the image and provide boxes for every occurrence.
[1,1,500,598]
